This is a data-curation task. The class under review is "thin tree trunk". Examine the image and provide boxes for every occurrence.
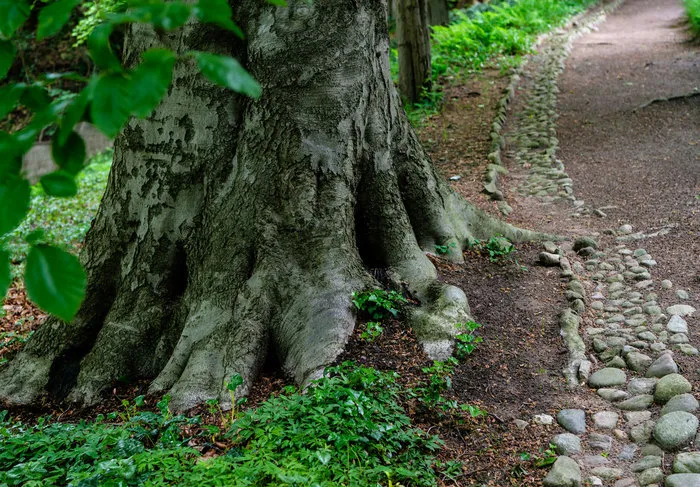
[428,0,450,26]
[0,0,541,411]
[397,0,432,103]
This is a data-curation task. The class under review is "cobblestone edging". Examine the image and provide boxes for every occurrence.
[542,237,699,487]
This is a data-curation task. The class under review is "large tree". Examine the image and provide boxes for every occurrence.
[0,0,538,411]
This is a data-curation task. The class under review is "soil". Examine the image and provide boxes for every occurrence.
[1,0,699,485]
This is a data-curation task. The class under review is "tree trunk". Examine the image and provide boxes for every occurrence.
[428,0,450,26]
[0,0,540,411]
[397,0,432,103]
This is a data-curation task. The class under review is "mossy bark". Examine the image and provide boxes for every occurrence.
[0,0,541,411]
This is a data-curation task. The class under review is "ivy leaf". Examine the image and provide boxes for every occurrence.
[90,73,131,138]
[0,248,10,301]
[37,0,81,40]
[58,89,90,145]
[52,131,86,175]
[40,170,78,197]
[0,175,30,236]
[129,48,176,118]
[0,83,25,120]
[0,39,16,80]
[0,132,24,178]
[191,51,261,98]
[25,244,86,322]
[194,0,244,38]
[0,0,30,39]
[87,23,122,73]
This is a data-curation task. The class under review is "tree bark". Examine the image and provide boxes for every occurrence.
[0,0,541,411]
[397,0,432,103]
[428,0,450,26]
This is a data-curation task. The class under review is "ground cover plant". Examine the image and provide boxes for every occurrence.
[402,0,596,123]
[684,0,700,35]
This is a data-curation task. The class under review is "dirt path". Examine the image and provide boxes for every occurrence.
[486,0,700,484]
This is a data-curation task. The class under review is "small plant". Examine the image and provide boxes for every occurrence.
[435,241,457,255]
[482,235,515,262]
[414,357,459,410]
[352,289,407,320]
[454,320,483,360]
[460,403,487,418]
[361,321,383,342]
[533,443,558,467]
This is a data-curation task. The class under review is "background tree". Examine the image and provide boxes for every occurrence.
[429,0,450,26]
[397,0,433,103]
[0,0,539,411]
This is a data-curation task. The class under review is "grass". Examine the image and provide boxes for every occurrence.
[685,0,700,35]
[2,150,112,278]
[400,0,597,125]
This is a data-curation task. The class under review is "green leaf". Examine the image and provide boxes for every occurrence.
[267,0,288,6]
[20,84,51,111]
[0,39,16,80]
[52,131,86,175]
[0,175,30,236]
[110,2,191,30]
[0,249,10,300]
[0,0,30,39]
[58,89,90,145]
[25,244,86,321]
[37,0,81,40]
[0,83,24,120]
[87,23,122,72]
[90,74,131,138]
[129,48,176,118]
[191,51,261,98]
[40,170,78,197]
[194,0,244,38]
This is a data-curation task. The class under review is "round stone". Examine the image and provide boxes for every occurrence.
[557,409,586,434]
[673,452,700,474]
[665,474,700,487]
[631,455,662,472]
[653,411,699,450]
[589,368,627,388]
[630,420,655,444]
[598,388,629,402]
[552,433,582,455]
[628,378,657,395]
[654,374,692,403]
[543,456,582,487]
[661,393,699,416]
[637,467,663,485]
[646,353,678,378]
[617,394,654,411]
[593,411,619,429]
[665,304,696,317]
[661,280,673,289]
[533,414,554,425]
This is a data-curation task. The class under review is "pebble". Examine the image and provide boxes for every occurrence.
[619,224,633,234]
[673,452,700,473]
[630,420,655,444]
[676,289,689,300]
[661,394,699,416]
[665,474,700,486]
[661,280,673,289]
[593,411,619,429]
[676,344,699,355]
[540,252,561,266]
[588,433,613,451]
[632,456,662,472]
[552,433,582,455]
[653,411,699,450]
[617,394,654,411]
[646,353,678,378]
[514,419,529,429]
[573,236,598,251]
[533,414,555,425]
[598,388,629,402]
[618,443,638,460]
[637,467,664,485]
[628,378,657,395]
[590,466,623,480]
[654,374,691,404]
[543,456,582,487]
[557,409,586,434]
[614,479,636,487]
[589,368,627,388]
[624,410,652,427]
[640,444,664,457]
[665,305,696,317]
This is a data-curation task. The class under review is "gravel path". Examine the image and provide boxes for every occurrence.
[496,0,700,484]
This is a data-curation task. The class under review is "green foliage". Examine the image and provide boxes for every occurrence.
[72,0,126,46]
[0,0,263,320]
[412,357,459,411]
[454,320,483,360]
[360,321,383,341]
[0,363,443,487]
[435,241,456,255]
[685,0,700,34]
[471,235,515,262]
[352,289,408,320]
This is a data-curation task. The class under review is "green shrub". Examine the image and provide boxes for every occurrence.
[352,289,408,320]
[685,0,700,34]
